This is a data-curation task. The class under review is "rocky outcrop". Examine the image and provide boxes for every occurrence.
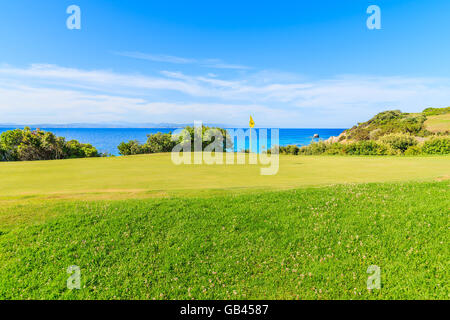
[326,131,347,144]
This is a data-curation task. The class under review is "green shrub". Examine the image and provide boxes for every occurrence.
[422,107,450,116]
[422,137,450,154]
[0,128,99,161]
[341,109,439,143]
[65,140,99,158]
[281,141,343,155]
[348,128,371,141]
[404,145,422,155]
[117,140,149,156]
[323,143,345,155]
[180,126,233,152]
[298,141,325,155]
[344,141,388,155]
[0,129,24,161]
[280,145,300,155]
[146,132,176,153]
[380,134,417,153]
[0,144,5,161]
[369,110,403,124]
[117,126,233,156]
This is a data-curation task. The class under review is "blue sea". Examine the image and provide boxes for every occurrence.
[0,128,345,155]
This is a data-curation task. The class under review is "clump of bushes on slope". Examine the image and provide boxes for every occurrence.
[280,135,449,156]
[421,137,450,154]
[422,106,450,116]
[282,107,449,156]
[118,126,233,156]
[343,109,433,142]
[0,127,100,161]
[379,133,418,153]
[280,142,347,155]
[343,140,389,155]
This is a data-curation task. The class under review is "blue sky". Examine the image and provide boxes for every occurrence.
[0,0,450,127]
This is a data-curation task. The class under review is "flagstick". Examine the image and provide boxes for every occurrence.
[249,128,252,153]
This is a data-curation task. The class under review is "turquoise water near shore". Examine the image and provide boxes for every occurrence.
[0,128,345,155]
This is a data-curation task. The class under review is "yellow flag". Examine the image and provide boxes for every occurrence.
[249,116,255,128]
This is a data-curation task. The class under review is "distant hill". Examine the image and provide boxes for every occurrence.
[0,122,233,129]
[329,107,450,143]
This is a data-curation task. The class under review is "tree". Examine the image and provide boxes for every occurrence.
[0,128,99,161]
[146,132,176,153]
[117,140,149,156]
[181,125,233,152]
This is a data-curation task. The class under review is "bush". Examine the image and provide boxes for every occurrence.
[404,145,422,155]
[344,141,388,155]
[180,126,233,152]
[423,107,450,116]
[146,132,176,153]
[0,128,99,161]
[422,137,450,154]
[117,140,149,156]
[65,140,99,158]
[348,128,371,141]
[280,145,300,155]
[0,128,24,161]
[286,142,345,155]
[0,144,5,161]
[280,137,448,156]
[323,143,345,155]
[117,126,233,156]
[340,109,436,142]
[299,141,330,155]
[380,134,417,153]
[369,110,403,124]
[298,141,387,156]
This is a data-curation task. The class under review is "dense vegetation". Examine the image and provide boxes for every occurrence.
[341,107,449,140]
[118,132,176,156]
[423,106,450,116]
[279,107,450,156]
[0,181,447,299]
[279,136,450,156]
[0,127,99,161]
[118,125,233,156]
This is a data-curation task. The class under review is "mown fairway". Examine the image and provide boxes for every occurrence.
[0,155,448,299]
[0,154,449,200]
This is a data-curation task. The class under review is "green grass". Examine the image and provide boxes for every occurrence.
[0,154,448,200]
[0,182,448,299]
[0,154,448,299]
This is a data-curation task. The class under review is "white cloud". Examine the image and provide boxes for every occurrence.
[115,52,196,64]
[0,64,449,127]
[0,83,279,125]
[114,51,251,70]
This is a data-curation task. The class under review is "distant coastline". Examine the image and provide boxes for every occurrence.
[0,122,218,129]
[0,123,346,129]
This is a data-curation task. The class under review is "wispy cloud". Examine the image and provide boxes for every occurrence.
[1,64,449,127]
[201,59,251,70]
[115,52,196,64]
[114,51,251,70]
